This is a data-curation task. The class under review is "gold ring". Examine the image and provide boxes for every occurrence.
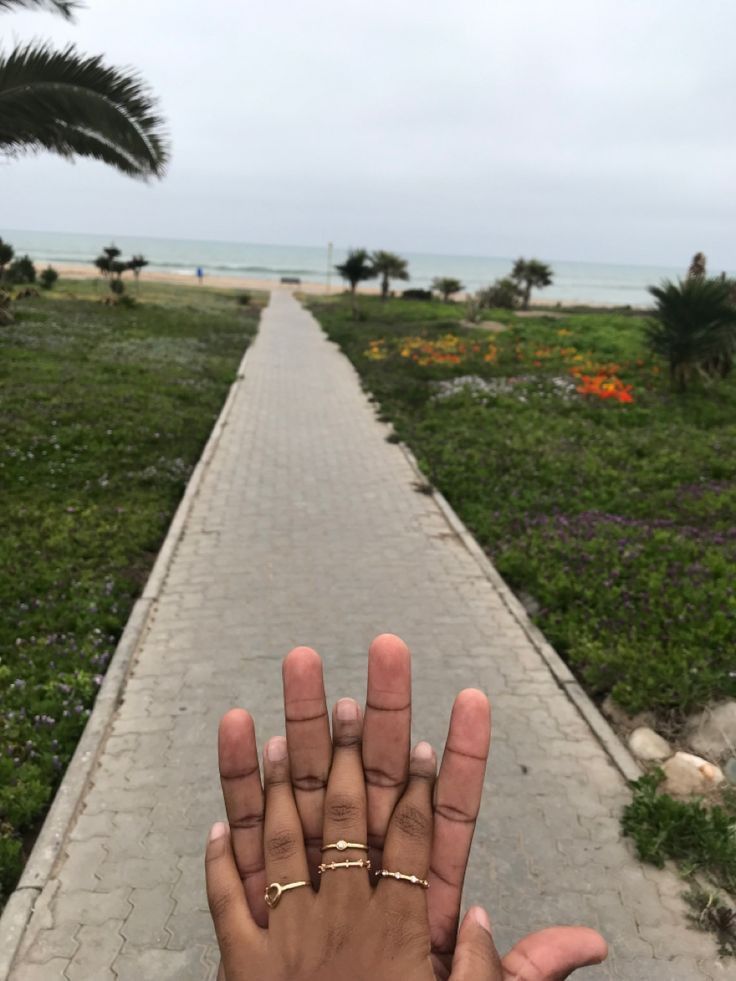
[318,858,371,875]
[264,880,310,908]
[321,839,368,853]
[375,869,429,889]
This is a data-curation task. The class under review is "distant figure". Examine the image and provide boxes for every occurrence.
[196,266,204,284]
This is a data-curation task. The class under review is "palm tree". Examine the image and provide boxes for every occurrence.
[0,0,169,179]
[431,276,464,302]
[371,250,409,300]
[687,252,707,280]
[511,257,553,309]
[0,237,14,280]
[335,249,376,295]
[646,277,736,389]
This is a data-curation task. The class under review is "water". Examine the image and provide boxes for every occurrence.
[0,228,699,306]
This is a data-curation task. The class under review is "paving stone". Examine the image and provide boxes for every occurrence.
[9,290,719,976]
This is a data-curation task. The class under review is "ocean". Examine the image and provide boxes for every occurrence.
[0,229,705,307]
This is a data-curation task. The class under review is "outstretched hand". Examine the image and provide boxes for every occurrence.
[216,634,607,979]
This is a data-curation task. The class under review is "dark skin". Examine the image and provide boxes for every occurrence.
[215,634,607,979]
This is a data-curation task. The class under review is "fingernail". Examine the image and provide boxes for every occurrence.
[266,736,287,762]
[469,906,492,934]
[413,741,434,760]
[336,698,359,721]
[209,821,228,842]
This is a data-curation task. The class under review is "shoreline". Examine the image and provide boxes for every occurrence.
[42,262,640,308]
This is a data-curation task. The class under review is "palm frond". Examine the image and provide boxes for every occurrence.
[0,0,80,19]
[0,43,169,178]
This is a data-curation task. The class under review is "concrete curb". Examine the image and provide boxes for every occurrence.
[396,441,642,785]
[0,316,262,980]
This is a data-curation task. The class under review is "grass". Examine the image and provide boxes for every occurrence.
[309,295,736,721]
[0,278,262,905]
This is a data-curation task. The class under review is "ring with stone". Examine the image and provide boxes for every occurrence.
[321,839,369,853]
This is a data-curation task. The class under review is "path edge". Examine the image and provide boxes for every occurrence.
[397,440,642,785]
[0,316,262,980]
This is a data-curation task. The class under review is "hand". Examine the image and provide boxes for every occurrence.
[217,634,607,979]
[207,700,504,979]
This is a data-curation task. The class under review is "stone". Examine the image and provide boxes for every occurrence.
[686,700,736,761]
[724,757,736,785]
[601,695,654,733]
[662,752,725,796]
[628,726,671,762]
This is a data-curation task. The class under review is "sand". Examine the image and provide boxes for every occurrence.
[48,262,378,296]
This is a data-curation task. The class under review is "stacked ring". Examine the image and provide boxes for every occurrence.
[321,839,368,853]
[318,858,371,875]
[374,869,429,889]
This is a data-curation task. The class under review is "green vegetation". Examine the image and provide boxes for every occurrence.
[624,771,736,954]
[647,277,736,390]
[511,257,554,309]
[431,277,464,302]
[39,265,59,290]
[371,250,409,300]
[309,294,736,719]
[0,279,261,905]
[0,0,169,179]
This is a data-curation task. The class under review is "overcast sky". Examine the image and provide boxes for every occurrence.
[2,0,735,265]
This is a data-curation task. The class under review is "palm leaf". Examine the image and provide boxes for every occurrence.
[0,0,79,18]
[0,43,169,178]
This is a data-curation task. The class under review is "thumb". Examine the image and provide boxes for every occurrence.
[449,906,504,981]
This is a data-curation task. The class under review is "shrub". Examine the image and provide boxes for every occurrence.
[39,266,59,290]
[477,277,520,310]
[109,278,125,295]
[431,277,464,302]
[237,292,251,306]
[646,277,736,389]
[401,289,432,300]
[6,255,36,285]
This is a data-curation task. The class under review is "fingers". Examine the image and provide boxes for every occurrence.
[501,926,608,980]
[428,689,490,957]
[379,741,436,912]
[320,699,371,899]
[262,736,312,915]
[205,822,263,967]
[218,709,267,926]
[448,907,503,981]
[282,647,331,876]
[362,634,412,851]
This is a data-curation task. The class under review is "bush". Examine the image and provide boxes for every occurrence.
[402,289,432,301]
[477,277,520,310]
[237,292,251,306]
[109,278,125,295]
[647,277,736,389]
[39,266,59,290]
[6,255,36,285]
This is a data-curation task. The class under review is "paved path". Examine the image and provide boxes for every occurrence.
[12,291,721,979]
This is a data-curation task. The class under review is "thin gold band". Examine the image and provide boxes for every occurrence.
[264,880,309,909]
[375,869,429,889]
[318,858,371,875]
[321,839,369,853]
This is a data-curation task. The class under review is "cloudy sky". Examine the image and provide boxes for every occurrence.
[2,0,735,265]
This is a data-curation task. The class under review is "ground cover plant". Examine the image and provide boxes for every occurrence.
[310,294,736,721]
[0,279,261,905]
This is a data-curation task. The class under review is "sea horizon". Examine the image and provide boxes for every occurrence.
[2,228,722,306]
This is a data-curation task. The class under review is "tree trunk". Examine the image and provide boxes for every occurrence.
[381,272,389,300]
[523,281,531,310]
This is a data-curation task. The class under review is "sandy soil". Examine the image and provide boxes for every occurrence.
[48,262,378,295]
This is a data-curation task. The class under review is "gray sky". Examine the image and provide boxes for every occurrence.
[2,0,735,265]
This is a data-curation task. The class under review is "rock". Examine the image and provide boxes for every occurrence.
[628,726,671,761]
[662,752,725,796]
[686,701,736,762]
[600,695,655,733]
[725,757,736,785]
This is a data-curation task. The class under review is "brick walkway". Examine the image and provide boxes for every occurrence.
[11,290,721,979]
